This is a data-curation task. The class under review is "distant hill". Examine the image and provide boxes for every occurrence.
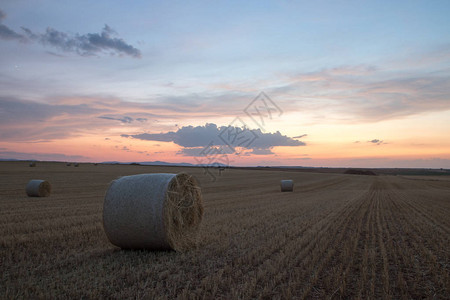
[344,169,377,176]
[137,161,195,167]
[101,161,198,167]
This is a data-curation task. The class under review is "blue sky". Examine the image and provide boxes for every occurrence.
[1,1,449,167]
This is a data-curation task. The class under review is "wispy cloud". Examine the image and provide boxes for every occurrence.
[0,96,162,142]
[271,53,450,122]
[0,94,258,143]
[98,115,143,124]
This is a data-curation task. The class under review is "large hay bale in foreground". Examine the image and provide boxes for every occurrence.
[103,173,203,251]
[280,179,294,192]
[26,180,51,197]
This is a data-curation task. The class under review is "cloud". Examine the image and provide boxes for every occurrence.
[368,139,384,145]
[250,148,275,155]
[177,145,235,157]
[122,123,305,156]
[99,115,134,123]
[0,96,105,141]
[0,9,25,41]
[45,51,65,58]
[1,93,239,143]
[293,134,307,139]
[0,10,140,58]
[0,96,160,142]
[278,58,450,122]
[21,24,141,58]
[0,24,25,41]
[122,132,176,143]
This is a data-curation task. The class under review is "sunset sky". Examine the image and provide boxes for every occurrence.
[1,1,449,168]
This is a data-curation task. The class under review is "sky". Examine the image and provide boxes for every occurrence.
[0,0,449,168]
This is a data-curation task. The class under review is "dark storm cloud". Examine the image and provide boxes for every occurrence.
[21,24,141,58]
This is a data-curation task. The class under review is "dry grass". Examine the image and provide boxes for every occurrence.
[1,161,449,299]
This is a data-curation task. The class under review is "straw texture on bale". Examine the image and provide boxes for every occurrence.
[280,179,294,192]
[26,180,51,197]
[103,173,203,251]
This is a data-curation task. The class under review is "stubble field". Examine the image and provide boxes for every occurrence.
[1,161,449,299]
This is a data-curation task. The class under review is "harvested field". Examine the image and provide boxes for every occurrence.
[1,161,449,299]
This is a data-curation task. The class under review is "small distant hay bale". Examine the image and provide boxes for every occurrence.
[103,173,203,251]
[280,180,294,192]
[29,162,36,167]
[26,180,51,197]
[66,163,72,166]
[74,163,79,167]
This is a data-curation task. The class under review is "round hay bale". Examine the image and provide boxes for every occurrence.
[103,173,203,251]
[66,163,72,166]
[74,163,79,167]
[280,179,294,192]
[26,180,51,197]
[29,162,36,167]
